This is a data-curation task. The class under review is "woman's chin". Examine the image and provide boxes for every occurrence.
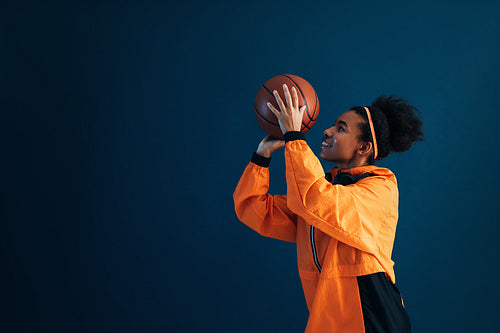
[318,152,333,162]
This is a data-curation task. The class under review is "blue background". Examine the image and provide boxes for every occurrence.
[2,1,499,332]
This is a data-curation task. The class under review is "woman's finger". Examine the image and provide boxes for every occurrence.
[283,84,293,110]
[300,105,307,116]
[292,87,299,109]
[266,102,280,117]
[273,90,287,113]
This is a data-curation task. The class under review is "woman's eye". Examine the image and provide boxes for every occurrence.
[338,127,345,132]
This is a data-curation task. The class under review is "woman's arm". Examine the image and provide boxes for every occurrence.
[233,153,297,243]
[284,136,397,254]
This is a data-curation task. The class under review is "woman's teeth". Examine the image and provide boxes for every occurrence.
[322,141,332,147]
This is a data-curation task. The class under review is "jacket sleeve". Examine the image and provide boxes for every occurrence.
[233,160,297,243]
[284,139,396,254]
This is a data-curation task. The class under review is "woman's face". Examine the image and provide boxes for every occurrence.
[319,110,366,167]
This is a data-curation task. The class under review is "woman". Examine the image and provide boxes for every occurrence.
[233,84,423,332]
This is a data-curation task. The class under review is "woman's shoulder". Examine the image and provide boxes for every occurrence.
[326,165,398,189]
[363,166,399,195]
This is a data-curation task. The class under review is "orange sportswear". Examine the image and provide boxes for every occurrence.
[233,134,410,332]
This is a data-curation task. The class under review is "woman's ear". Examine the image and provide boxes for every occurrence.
[358,141,373,157]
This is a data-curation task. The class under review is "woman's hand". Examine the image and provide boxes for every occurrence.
[267,84,306,134]
[256,136,285,158]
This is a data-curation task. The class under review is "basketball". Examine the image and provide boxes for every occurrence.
[254,74,319,138]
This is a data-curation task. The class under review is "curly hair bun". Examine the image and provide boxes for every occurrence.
[371,95,424,153]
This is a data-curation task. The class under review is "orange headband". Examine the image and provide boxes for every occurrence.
[363,106,378,160]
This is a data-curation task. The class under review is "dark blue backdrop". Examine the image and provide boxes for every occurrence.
[2,1,499,332]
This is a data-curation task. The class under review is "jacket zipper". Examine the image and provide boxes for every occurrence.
[310,225,322,272]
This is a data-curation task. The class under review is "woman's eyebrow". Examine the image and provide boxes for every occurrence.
[334,119,349,128]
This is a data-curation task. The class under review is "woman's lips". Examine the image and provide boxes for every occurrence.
[321,139,332,148]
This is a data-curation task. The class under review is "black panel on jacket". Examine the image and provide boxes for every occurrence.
[357,272,411,333]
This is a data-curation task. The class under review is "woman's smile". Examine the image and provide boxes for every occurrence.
[321,138,333,149]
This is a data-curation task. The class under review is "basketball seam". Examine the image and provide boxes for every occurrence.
[254,105,280,127]
[311,91,318,120]
[262,84,274,98]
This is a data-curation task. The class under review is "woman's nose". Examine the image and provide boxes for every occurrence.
[323,127,333,137]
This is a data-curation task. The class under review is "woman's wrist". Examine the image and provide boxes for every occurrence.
[255,149,271,158]
[283,131,305,142]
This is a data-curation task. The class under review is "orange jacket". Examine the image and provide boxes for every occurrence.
[233,138,402,331]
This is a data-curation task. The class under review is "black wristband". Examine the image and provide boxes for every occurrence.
[284,131,305,143]
[251,152,271,167]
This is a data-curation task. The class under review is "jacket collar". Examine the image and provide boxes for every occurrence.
[329,164,394,178]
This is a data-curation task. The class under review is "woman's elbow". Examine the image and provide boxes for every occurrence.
[286,194,307,216]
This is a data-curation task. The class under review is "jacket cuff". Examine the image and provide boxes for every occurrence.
[284,131,305,143]
[251,152,271,167]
